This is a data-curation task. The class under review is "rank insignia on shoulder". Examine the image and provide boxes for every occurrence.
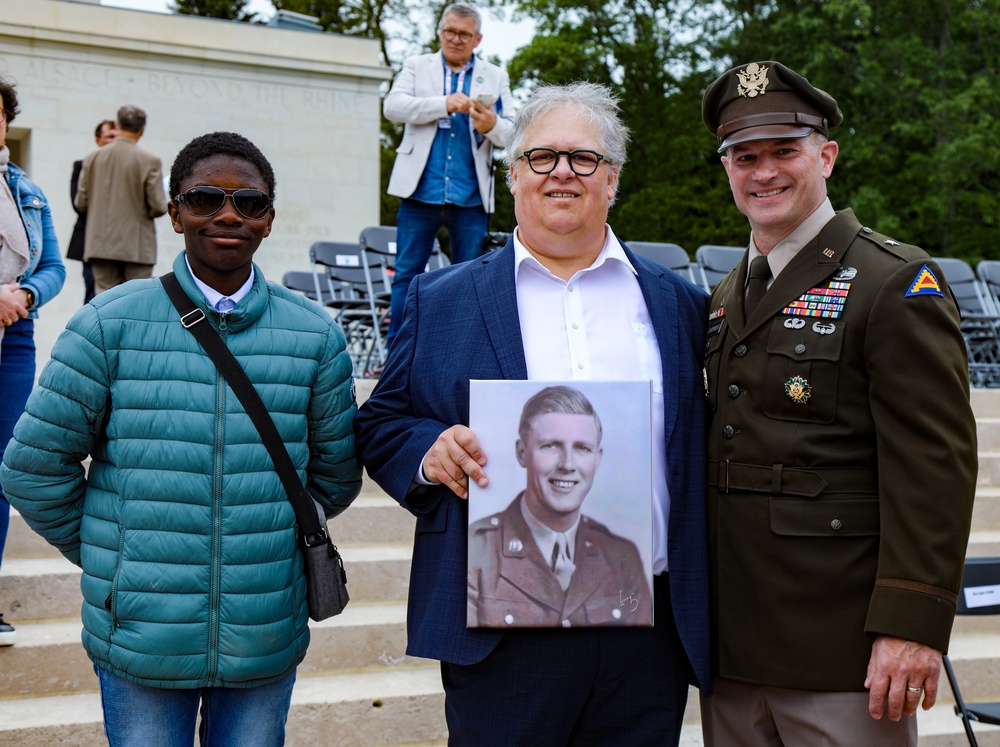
[905,264,944,298]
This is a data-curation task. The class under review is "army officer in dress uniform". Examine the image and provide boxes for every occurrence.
[468,386,652,628]
[699,61,977,747]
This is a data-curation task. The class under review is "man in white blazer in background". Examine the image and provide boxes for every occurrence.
[383,2,515,349]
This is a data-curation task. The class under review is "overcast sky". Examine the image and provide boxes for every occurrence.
[98,0,535,62]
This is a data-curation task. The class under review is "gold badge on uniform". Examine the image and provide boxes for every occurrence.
[785,376,812,404]
[737,63,769,98]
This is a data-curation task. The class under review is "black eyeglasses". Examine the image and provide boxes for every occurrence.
[518,148,611,176]
[173,186,273,220]
[440,28,476,42]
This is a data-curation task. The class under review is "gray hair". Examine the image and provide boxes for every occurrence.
[438,3,481,33]
[504,82,630,197]
[518,386,603,444]
[116,105,147,134]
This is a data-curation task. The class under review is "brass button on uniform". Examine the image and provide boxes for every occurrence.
[795,343,806,354]
[734,344,748,358]
[723,425,735,439]
[727,384,740,399]
[831,519,843,531]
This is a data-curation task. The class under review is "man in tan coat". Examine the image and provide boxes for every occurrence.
[74,105,168,294]
[700,61,977,746]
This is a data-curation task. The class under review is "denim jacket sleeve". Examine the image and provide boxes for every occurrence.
[9,163,66,315]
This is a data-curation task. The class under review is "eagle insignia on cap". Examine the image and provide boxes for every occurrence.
[737,62,770,98]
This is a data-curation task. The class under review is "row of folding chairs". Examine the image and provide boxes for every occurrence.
[623,241,744,293]
[282,227,449,377]
[934,258,1000,389]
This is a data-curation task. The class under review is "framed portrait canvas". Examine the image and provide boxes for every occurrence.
[467,380,653,629]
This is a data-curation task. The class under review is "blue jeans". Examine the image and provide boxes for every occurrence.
[387,199,487,347]
[0,319,36,572]
[94,665,296,747]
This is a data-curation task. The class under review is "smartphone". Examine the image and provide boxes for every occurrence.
[476,93,494,108]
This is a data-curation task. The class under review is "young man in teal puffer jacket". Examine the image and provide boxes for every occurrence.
[0,131,362,746]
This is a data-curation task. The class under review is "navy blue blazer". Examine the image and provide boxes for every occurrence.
[354,241,711,687]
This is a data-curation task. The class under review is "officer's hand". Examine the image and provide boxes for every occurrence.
[865,635,941,721]
[422,425,488,499]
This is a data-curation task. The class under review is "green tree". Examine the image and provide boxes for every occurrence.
[504,0,748,249]
[169,0,258,21]
[710,0,1000,260]
[270,0,429,69]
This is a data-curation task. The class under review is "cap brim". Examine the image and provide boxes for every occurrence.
[718,124,814,153]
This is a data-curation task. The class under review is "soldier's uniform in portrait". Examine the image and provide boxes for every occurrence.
[704,209,977,689]
[468,494,652,628]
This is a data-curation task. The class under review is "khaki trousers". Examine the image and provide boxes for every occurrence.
[91,259,155,296]
[701,677,917,747]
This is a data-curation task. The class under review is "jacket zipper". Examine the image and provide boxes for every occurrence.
[207,314,227,681]
[107,526,126,628]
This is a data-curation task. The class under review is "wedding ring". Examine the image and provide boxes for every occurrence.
[906,686,922,693]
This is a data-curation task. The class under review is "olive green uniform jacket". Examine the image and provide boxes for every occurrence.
[467,494,653,628]
[704,209,977,691]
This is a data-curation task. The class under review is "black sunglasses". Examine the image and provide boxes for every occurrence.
[173,186,273,220]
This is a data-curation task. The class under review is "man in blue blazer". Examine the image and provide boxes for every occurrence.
[383,2,515,349]
[356,81,709,746]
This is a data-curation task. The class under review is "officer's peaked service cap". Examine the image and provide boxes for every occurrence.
[702,61,843,153]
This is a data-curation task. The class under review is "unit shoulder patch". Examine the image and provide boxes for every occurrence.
[905,264,944,298]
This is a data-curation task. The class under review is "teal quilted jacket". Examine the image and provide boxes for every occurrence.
[0,253,362,688]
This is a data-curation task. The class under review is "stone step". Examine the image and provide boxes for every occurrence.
[974,487,1000,531]
[981,453,1000,488]
[968,530,1000,558]
[979,418,1000,451]
[0,600,417,698]
[0,666,448,747]
[973,390,1000,419]
[0,544,412,621]
[918,701,1000,747]
[942,632,1000,703]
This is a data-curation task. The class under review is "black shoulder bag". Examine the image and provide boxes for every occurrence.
[161,273,349,621]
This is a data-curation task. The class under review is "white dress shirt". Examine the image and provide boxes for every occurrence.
[186,256,255,311]
[746,198,837,288]
[513,226,670,574]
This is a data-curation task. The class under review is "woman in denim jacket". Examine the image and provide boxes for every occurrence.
[0,75,66,646]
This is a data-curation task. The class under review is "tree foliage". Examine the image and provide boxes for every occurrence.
[504,0,748,248]
[171,0,1000,260]
[169,0,258,21]
[707,0,1000,260]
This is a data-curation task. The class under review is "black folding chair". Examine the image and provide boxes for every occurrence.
[357,226,400,370]
[695,244,744,292]
[282,271,329,304]
[944,557,1000,746]
[309,240,388,376]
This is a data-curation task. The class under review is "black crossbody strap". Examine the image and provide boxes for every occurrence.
[160,272,327,546]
